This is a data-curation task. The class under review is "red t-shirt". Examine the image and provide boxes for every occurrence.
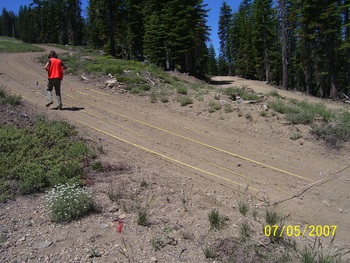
[47,58,64,80]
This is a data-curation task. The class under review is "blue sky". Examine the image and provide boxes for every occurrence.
[0,0,240,55]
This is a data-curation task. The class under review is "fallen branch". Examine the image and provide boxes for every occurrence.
[257,165,350,206]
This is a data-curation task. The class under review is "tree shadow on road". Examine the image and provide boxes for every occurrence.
[51,107,85,111]
[208,80,235,85]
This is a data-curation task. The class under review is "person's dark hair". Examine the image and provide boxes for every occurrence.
[48,50,58,58]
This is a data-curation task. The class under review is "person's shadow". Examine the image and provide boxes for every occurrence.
[51,107,85,111]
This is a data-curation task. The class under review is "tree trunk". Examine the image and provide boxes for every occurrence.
[345,2,350,96]
[107,1,116,57]
[279,0,288,89]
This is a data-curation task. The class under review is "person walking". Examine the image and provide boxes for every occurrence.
[44,50,67,109]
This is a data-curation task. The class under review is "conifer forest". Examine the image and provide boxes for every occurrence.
[1,0,350,99]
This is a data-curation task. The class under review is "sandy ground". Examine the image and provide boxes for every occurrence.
[0,47,349,262]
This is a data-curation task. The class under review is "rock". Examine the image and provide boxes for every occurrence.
[18,236,26,242]
[105,79,119,88]
[35,241,53,249]
[322,200,331,207]
[151,257,158,262]
[118,214,126,219]
[109,206,119,213]
[99,223,109,229]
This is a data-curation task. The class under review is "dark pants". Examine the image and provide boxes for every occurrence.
[47,78,62,105]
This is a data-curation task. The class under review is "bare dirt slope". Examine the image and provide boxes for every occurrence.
[1,47,350,262]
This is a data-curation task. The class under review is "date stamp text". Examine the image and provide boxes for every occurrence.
[264,225,337,237]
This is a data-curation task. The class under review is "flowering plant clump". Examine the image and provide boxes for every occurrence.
[46,183,95,222]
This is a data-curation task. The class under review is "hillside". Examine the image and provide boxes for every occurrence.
[1,46,350,262]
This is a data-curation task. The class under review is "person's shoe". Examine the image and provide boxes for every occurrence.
[45,101,53,107]
[57,104,63,110]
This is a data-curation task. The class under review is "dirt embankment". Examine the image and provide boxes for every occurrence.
[1,48,349,262]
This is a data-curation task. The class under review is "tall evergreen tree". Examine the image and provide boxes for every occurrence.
[218,2,234,75]
[1,8,17,37]
[279,0,288,88]
[343,0,350,96]
[18,6,36,43]
[125,0,144,60]
[207,43,218,75]
[251,0,276,82]
[234,0,255,79]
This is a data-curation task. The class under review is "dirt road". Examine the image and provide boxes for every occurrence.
[1,48,349,260]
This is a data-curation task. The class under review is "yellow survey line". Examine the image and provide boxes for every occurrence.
[15,92,287,194]
[82,110,143,137]
[184,126,231,143]
[207,161,266,184]
[67,93,313,182]
[70,116,259,192]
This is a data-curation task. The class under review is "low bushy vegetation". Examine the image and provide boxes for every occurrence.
[208,209,228,230]
[267,97,350,146]
[0,37,44,52]
[0,114,95,202]
[223,86,262,101]
[312,111,350,147]
[0,85,21,106]
[46,183,95,222]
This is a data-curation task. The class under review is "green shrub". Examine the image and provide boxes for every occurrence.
[0,118,93,200]
[208,209,227,230]
[46,184,95,222]
[209,101,222,112]
[0,38,44,52]
[311,112,350,146]
[178,96,193,106]
[240,220,251,241]
[177,86,188,95]
[285,111,314,124]
[0,85,21,106]
[137,208,149,226]
[224,86,261,101]
[238,200,250,216]
[268,90,280,98]
[203,246,217,259]
[160,95,169,103]
[0,180,14,203]
[224,104,233,113]
[268,99,298,114]
[91,161,103,171]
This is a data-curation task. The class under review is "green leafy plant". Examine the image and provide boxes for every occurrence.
[300,237,346,263]
[137,208,149,226]
[0,85,21,106]
[46,183,95,222]
[238,200,250,216]
[151,237,162,250]
[208,208,228,230]
[203,246,217,259]
[224,104,233,113]
[91,161,103,171]
[224,85,261,101]
[0,117,93,199]
[240,220,252,241]
[176,86,188,95]
[209,101,222,112]
[178,96,193,106]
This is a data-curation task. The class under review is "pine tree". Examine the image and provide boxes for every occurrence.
[1,8,17,37]
[125,0,144,60]
[251,0,277,82]
[218,2,234,75]
[234,0,255,79]
[343,0,350,96]
[207,43,218,75]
